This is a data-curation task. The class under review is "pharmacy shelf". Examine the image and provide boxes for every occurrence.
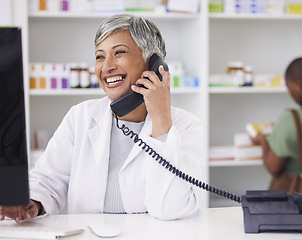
[209,87,287,94]
[209,13,302,20]
[29,88,104,96]
[28,11,199,20]
[29,87,201,96]
[209,159,263,167]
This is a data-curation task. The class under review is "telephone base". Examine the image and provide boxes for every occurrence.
[241,190,302,233]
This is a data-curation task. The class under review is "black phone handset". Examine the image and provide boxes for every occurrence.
[110,54,241,203]
[110,54,169,117]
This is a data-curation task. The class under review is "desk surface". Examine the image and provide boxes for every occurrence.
[0,207,301,239]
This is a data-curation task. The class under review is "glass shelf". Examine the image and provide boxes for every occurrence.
[29,87,201,96]
[209,159,263,167]
[209,87,287,94]
[29,11,200,20]
[209,13,302,20]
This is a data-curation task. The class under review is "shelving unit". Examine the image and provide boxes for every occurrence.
[208,11,301,207]
[13,0,301,209]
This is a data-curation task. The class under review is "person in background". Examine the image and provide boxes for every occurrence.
[0,14,203,223]
[250,57,302,190]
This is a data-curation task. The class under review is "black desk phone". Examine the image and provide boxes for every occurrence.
[242,190,302,233]
[110,54,302,234]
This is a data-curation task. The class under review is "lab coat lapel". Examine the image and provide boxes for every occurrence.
[87,98,112,193]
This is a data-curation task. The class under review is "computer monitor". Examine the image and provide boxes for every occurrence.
[0,27,30,206]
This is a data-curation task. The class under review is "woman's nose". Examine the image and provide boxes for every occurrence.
[102,57,116,73]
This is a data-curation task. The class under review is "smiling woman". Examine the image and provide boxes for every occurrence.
[0,14,204,222]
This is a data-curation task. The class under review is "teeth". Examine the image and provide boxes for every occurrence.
[106,76,123,85]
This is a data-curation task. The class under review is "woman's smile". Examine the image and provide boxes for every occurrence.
[104,74,127,89]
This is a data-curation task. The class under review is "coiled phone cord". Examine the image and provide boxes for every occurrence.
[115,115,241,203]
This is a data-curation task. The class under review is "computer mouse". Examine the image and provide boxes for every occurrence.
[88,223,121,238]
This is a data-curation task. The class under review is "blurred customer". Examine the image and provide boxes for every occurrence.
[251,57,302,194]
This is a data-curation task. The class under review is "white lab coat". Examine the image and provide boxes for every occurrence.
[29,97,203,220]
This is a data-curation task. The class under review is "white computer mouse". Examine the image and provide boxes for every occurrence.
[88,223,121,238]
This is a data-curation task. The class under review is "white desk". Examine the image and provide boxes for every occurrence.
[1,207,301,239]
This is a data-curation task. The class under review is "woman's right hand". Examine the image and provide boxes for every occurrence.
[0,200,41,223]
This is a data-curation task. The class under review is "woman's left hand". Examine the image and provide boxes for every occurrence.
[0,200,40,223]
[131,65,172,138]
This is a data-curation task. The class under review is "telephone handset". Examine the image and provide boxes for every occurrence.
[110,54,169,117]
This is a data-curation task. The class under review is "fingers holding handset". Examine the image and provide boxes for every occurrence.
[132,65,172,138]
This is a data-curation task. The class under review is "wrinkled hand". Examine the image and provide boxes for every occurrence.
[132,65,172,138]
[0,200,41,223]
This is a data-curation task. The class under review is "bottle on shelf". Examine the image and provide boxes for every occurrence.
[69,63,80,88]
[38,63,47,89]
[50,64,58,89]
[60,64,69,89]
[89,66,99,88]
[79,62,90,88]
[60,0,69,11]
[39,0,47,11]
[29,63,37,89]
[244,65,253,86]
[226,61,245,87]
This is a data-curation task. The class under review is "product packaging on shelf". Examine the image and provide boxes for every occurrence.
[233,133,262,161]
[168,61,200,88]
[29,62,100,90]
[286,1,302,14]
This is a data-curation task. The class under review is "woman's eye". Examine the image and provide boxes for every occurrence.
[96,55,104,60]
[115,50,126,56]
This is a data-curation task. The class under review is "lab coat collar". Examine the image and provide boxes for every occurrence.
[88,97,112,123]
